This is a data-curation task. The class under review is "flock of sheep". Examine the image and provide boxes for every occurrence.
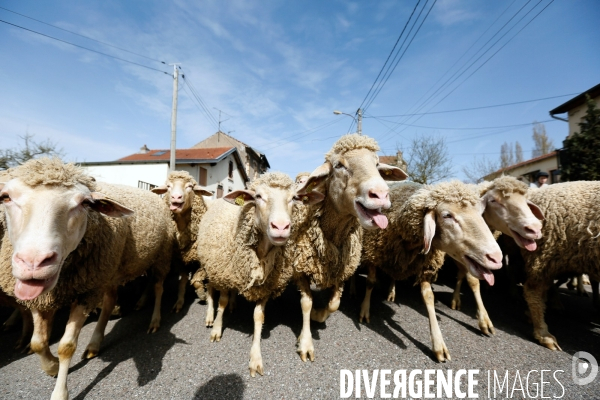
[0,133,598,400]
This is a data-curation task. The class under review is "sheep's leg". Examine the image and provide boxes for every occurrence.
[592,280,600,309]
[577,274,589,297]
[421,280,450,362]
[16,306,33,351]
[311,284,343,323]
[297,278,314,362]
[359,265,376,323]
[30,309,59,377]
[210,289,229,342]
[191,270,207,302]
[148,279,164,334]
[51,303,87,400]
[3,307,20,331]
[523,280,561,351]
[349,275,356,297]
[249,298,268,377]
[465,273,494,335]
[387,279,396,302]
[205,285,216,327]
[135,279,153,310]
[451,267,466,310]
[83,288,117,359]
[173,272,188,313]
[228,290,237,313]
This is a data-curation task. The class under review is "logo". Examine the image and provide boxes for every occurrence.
[572,351,598,385]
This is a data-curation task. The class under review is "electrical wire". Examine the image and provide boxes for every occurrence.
[370,118,555,131]
[260,119,344,150]
[0,6,166,64]
[369,93,576,118]
[180,74,219,130]
[0,19,169,75]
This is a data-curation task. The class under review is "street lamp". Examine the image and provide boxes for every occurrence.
[333,109,362,135]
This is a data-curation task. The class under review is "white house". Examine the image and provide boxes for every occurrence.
[81,146,249,199]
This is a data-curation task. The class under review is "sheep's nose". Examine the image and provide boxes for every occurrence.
[270,221,290,232]
[368,189,388,200]
[485,252,502,268]
[14,251,58,270]
[524,226,542,239]
[171,194,183,201]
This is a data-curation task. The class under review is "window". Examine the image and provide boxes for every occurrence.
[199,167,208,186]
[217,184,223,198]
[228,160,234,179]
[138,181,157,191]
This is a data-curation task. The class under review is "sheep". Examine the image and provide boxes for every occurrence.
[0,157,174,400]
[450,176,544,334]
[151,171,212,310]
[510,181,600,351]
[294,171,311,187]
[292,133,407,362]
[198,172,324,377]
[359,180,503,362]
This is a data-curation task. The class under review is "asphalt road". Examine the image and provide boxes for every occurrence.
[0,268,598,399]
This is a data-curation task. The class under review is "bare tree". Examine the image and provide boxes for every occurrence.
[532,122,554,158]
[500,142,515,168]
[402,134,453,184]
[462,156,499,183]
[0,133,63,170]
[515,141,523,163]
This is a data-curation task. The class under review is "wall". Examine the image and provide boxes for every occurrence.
[567,96,600,137]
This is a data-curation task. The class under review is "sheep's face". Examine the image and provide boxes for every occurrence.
[152,176,211,214]
[426,200,503,286]
[0,178,133,301]
[297,148,407,230]
[482,188,543,251]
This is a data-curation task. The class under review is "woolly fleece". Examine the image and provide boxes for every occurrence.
[362,181,481,283]
[197,172,296,302]
[0,158,175,312]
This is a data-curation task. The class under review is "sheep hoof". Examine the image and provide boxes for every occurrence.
[249,359,264,377]
[433,344,451,363]
[43,360,60,377]
[539,334,562,351]
[310,308,329,323]
[210,330,222,342]
[298,349,314,362]
[172,302,183,313]
[387,293,395,302]
[82,347,99,359]
[359,311,370,324]
[147,324,159,334]
[451,299,461,310]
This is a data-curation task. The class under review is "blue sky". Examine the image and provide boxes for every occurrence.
[1,0,598,180]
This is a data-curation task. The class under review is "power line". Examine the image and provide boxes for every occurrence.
[260,119,344,150]
[363,0,437,112]
[180,73,219,130]
[0,6,166,64]
[368,93,577,118]
[370,118,556,131]
[0,19,169,75]
[358,0,422,111]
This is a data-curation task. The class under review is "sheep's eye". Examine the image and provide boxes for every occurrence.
[489,199,496,203]
[442,212,452,219]
[255,194,262,200]
[1,194,11,203]
[335,163,346,169]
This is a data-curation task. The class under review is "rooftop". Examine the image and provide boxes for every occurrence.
[117,147,234,162]
[550,83,600,115]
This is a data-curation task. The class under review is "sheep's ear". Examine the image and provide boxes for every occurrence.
[88,192,134,217]
[151,186,168,195]
[527,200,544,220]
[378,163,408,181]
[293,191,325,206]
[224,190,255,206]
[422,210,436,254]
[478,196,487,214]
[296,162,331,195]
[192,185,213,197]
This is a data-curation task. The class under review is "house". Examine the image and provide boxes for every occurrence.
[192,131,270,180]
[379,151,408,172]
[550,82,600,137]
[483,151,560,184]
[81,146,249,199]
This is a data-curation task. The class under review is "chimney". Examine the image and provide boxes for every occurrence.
[139,144,150,154]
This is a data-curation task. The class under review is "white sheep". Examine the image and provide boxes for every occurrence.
[292,133,407,362]
[151,171,211,311]
[0,158,175,400]
[197,172,323,377]
[360,180,503,362]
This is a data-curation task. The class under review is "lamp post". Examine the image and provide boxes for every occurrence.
[333,109,362,135]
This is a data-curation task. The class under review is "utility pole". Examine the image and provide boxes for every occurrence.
[169,63,180,172]
[356,108,363,135]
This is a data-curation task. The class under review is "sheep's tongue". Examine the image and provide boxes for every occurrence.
[364,208,388,229]
[523,239,537,251]
[14,279,45,300]
[483,270,495,286]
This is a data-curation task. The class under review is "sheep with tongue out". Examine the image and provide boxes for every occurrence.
[359,180,503,362]
[450,176,544,335]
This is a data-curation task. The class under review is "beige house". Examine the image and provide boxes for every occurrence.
[192,131,270,180]
[550,82,600,137]
[483,151,560,184]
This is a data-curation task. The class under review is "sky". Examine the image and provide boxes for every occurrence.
[0,0,598,181]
